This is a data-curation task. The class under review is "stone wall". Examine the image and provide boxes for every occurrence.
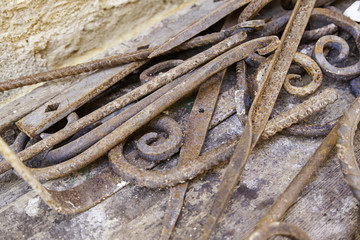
[0,0,191,105]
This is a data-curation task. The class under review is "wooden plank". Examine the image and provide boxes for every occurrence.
[0,79,76,131]
[0,1,358,239]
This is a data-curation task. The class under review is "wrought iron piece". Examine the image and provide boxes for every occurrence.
[262,88,338,139]
[160,58,227,240]
[109,36,280,187]
[148,0,251,58]
[201,0,318,238]
[337,96,360,201]
[108,134,239,188]
[350,75,360,97]
[136,116,183,162]
[160,70,225,240]
[238,0,272,23]
[0,23,254,93]
[311,7,360,51]
[0,31,248,175]
[45,61,187,164]
[283,52,323,97]
[0,136,128,214]
[248,222,311,240]
[235,61,249,125]
[139,60,184,84]
[313,35,359,80]
[253,123,340,229]
[285,119,337,137]
[302,23,338,42]
[281,0,334,10]
[16,61,147,137]
[19,35,276,181]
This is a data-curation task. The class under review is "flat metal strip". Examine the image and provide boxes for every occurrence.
[16,61,146,137]
[201,0,318,238]
[149,0,251,57]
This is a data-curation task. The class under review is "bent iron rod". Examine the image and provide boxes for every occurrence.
[0,20,263,92]
[0,30,248,175]
[9,36,279,181]
[201,0,318,238]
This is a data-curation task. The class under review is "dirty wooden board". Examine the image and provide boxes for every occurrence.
[1,73,358,239]
[0,77,80,131]
[0,0,359,239]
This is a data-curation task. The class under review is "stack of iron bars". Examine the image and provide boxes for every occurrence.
[0,0,359,239]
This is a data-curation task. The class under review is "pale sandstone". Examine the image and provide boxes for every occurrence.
[0,0,191,106]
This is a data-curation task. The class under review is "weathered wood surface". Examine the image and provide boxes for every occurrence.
[0,78,77,131]
[0,0,359,239]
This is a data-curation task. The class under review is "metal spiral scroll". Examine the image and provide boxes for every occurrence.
[336,96,360,202]
[312,8,360,80]
[135,115,183,162]
[248,222,311,240]
[109,115,183,176]
[283,52,323,97]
